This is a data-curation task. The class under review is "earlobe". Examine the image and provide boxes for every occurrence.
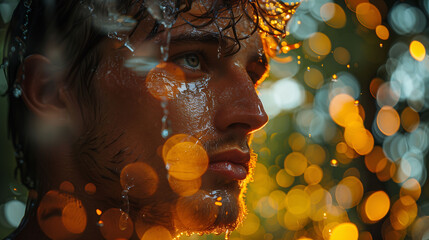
[19,54,67,119]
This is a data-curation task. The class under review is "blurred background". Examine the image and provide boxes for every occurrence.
[0,0,428,239]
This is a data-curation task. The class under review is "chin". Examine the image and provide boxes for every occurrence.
[172,152,257,236]
[173,176,250,236]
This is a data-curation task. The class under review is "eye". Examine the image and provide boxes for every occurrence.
[174,53,201,70]
[247,61,269,87]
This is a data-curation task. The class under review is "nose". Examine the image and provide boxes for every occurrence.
[214,67,269,133]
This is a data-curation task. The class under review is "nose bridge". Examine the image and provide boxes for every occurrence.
[214,64,268,133]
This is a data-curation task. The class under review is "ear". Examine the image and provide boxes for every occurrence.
[19,54,68,120]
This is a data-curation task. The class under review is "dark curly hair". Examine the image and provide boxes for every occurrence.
[2,0,299,190]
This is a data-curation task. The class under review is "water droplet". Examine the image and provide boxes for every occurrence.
[160,98,171,139]
[97,220,104,227]
[217,45,222,59]
[12,85,22,98]
[161,129,171,139]
[145,0,178,61]
[119,187,130,230]
[225,229,231,240]
[160,29,172,61]
[123,40,134,53]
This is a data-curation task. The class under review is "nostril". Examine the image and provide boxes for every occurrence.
[227,122,252,131]
[215,99,268,134]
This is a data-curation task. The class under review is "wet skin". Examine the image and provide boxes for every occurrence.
[15,1,270,239]
[87,8,269,235]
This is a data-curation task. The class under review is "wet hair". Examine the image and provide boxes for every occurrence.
[2,0,298,189]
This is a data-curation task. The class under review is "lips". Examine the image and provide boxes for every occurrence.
[208,148,250,180]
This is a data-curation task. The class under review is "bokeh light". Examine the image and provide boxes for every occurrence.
[163,134,208,181]
[409,40,426,62]
[99,208,134,240]
[356,3,381,29]
[329,222,358,240]
[362,191,390,222]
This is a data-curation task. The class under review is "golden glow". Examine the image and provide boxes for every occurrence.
[288,132,306,151]
[364,146,386,173]
[320,3,347,29]
[400,178,421,200]
[329,223,359,240]
[283,210,308,230]
[375,25,389,40]
[345,0,369,12]
[276,169,294,188]
[284,152,308,176]
[168,176,201,197]
[304,165,323,185]
[237,213,260,235]
[307,187,333,221]
[336,142,348,154]
[305,144,326,165]
[96,209,102,215]
[369,77,383,98]
[329,94,359,127]
[364,191,390,222]
[344,167,360,179]
[84,183,96,195]
[269,190,286,210]
[304,67,324,89]
[390,196,418,230]
[165,141,208,181]
[333,47,351,65]
[410,40,426,61]
[376,159,393,182]
[252,129,267,145]
[285,188,311,215]
[62,201,87,234]
[162,134,199,160]
[141,226,172,240]
[120,162,159,198]
[401,107,420,132]
[335,176,364,209]
[377,106,400,136]
[37,191,87,240]
[308,32,332,56]
[356,3,382,29]
[145,62,186,100]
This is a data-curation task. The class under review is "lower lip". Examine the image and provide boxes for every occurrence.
[208,162,247,180]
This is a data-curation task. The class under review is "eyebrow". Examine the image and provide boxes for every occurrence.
[171,31,268,62]
[169,31,229,46]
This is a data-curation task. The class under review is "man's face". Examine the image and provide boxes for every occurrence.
[77,0,269,236]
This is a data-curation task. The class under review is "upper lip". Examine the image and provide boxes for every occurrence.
[208,148,251,170]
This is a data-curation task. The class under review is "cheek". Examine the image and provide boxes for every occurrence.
[94,54,168,150]
[96,54,146,102]
[169,80,217,138]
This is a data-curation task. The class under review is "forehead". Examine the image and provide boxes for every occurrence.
[126,0,263,54]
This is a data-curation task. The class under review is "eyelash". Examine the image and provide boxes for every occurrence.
[172,51,206,72]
